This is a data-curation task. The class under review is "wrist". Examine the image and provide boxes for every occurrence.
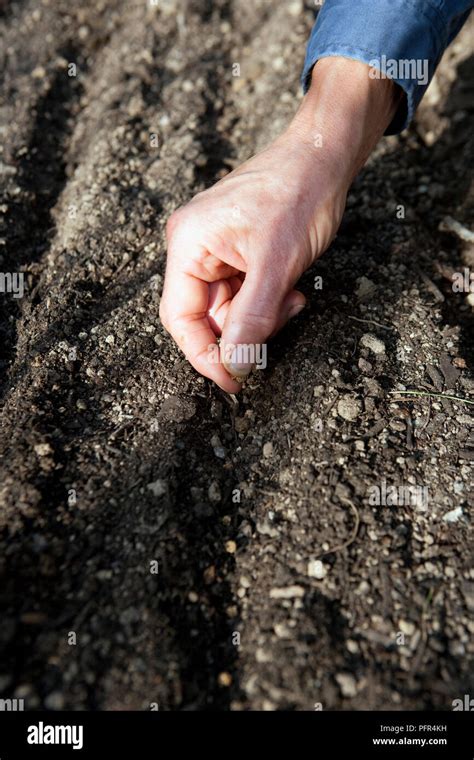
[288,56,401,185]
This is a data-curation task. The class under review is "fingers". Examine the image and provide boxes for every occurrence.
[162,209,307,390]
[160,265,242,394]
[207,276,243,335]
[220,265,306,379]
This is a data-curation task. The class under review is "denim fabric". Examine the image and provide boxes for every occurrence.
[301,0,473,133]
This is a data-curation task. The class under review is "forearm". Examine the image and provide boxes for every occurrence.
[289,57,401,186]
[301,0,474,135]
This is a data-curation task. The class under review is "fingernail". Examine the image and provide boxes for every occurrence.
[288,304,305,320]
[225,344,255,379]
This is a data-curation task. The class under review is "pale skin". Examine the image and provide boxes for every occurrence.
[160,57,401,393]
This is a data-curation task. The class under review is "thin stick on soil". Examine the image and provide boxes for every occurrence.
[389,390,474,406]
[348,315,394,331]
[317,497,360,558]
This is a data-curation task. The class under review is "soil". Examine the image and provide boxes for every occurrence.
[0,0,473,711]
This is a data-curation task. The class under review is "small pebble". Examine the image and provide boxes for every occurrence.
[360,333,386,355]
[211,434,226,459]
[31,65,46,79]
[307,559,327,579]
[208,481,221,502]
[337,396,363,422]
[274,623,292,638]
[262,442,273,458]
[256,520,279,538]
[442,506,463,523]
[288,1,302,16]
[218,672,232,687]
[335,673,358,698]
[269,585,305,599]
[398,619,416,636]
[147,479,167,497]
[34,442,53,457]
[355,277,376,300]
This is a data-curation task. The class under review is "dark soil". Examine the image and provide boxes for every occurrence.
[0,0,473,710]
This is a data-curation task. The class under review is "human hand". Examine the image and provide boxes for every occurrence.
[160,58,399,392]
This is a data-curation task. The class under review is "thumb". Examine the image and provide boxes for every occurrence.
[220,271,305,379]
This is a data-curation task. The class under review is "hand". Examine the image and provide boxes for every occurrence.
[160,58,399,393]
[160,128,347,393]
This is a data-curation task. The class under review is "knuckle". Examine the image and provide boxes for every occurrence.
[240,311,275,333]
[166,204,203,244]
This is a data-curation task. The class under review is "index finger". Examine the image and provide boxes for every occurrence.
[160,261,243,394]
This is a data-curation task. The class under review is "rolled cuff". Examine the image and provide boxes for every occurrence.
[301,0,449,134]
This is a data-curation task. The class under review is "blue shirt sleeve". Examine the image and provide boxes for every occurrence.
[301,0,473,134]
